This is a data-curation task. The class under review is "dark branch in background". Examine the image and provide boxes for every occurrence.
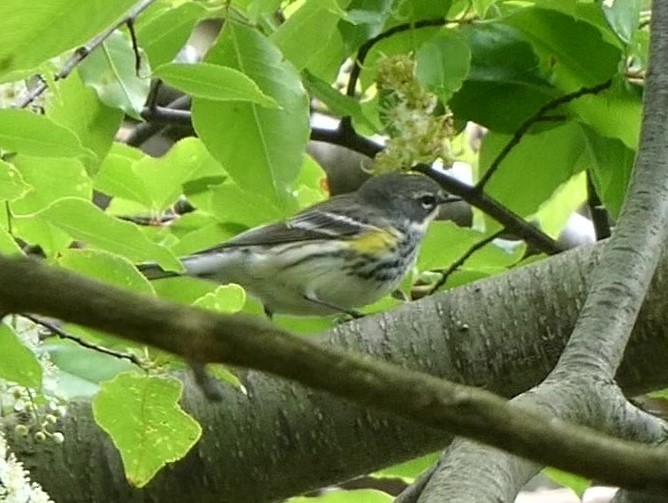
[139,105,192,125]
[22,314,142,366]
[16,0,159,108]
[345,18,448,98]
[125,18,142,76]
[587,171,611,240]
[475,79,613,191]
[311,118,383,158]
[427,229,505,295]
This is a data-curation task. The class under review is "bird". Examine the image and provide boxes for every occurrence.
[138,172,458,318]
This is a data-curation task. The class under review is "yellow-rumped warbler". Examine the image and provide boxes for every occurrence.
[139,172,458,317]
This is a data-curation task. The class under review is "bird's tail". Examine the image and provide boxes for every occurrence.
[137,252,236,282]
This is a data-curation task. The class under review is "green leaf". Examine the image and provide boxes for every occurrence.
[544,467,590,497]
[154,62,278,108]
[581,124,635,219]
[416,30,471,103]
[192,22,309,209]
[193,284,246,313]
[534,172,587,238]
[0,227,22,255]
[449,23,557,132]
[479,123,590,220]
[338,0,394,53]
[0,109,85,157]
[0,323,42,389]
[0,160,31,201]
[35,198,182,271]
[419,221,522,272]
[94,152,152,206]
[0,0,137,81]
[131,137,226,212]
[57,249,155,295]
[46,70,124,174]
[302,71,377,131]
[502,7,622,91]
[135,2,207,68]
[374,452,440,481]
[270,0,348,71]
[288,489,392,503]
[79,31,151,119]
[569,80,642,150]
[601,0,641,44]
[10,155,92,255]
[93,373,202,487]
[209,182,284,227]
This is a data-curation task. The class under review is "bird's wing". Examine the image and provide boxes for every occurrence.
[199,196,382,252]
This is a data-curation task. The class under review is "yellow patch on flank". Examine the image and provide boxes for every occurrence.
[347,228,399,254]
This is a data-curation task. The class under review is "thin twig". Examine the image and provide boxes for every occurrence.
[475,79,613,191]
[126,18,142,76]
[23,314,142,367]
[16,0,159,108]
[140,105,193,125]
[586,171,611,240]
[346,18,449,98]
[428,229,506,294]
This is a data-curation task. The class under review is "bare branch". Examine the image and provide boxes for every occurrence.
[16,0,159,108]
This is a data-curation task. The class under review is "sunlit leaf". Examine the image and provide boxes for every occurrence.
[93,373,201,487]
[0,323,42,389]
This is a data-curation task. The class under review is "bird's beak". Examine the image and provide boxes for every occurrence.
[439,194,462,205]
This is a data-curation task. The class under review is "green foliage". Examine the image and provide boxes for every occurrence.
[288,489,392,503]
[93,373,201,487]
[0,324,42,389]
[0,0,648,493]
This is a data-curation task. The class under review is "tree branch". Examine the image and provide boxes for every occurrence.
[16,0,159,108]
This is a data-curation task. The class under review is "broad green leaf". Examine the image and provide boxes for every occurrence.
[192,22,309,209]
[45,342,136,398]
[502,7,622,91]
[93,373,201,487]
[601,0,641,44]
[79,31,151,119]
[419,221,522,272]
[35,198,182,271]
[0,227,22,255]
[131,137,226,212]
[581,124,635,219]
[0,109,85,157]
[94,153,153,206]
[57,249,155,295]
[0,323,42,389]
[288,489,392,503]
[0,160,31,201]
[270,0,348,71]
[0,0,137,81]
[154,62,278,108]
[569,80,642,150]
[10,155,92,255]
[338,0,394,53]
[449,23,557,132]
[416,30,471,103]
[544,467,590,497]
[209,182,284,227]
[388,0,453,21]
[152,277,219,305]
[302,70,377,131]
[479,123,590,220]
[47,70,123,174]
[193,284,246,313]
[534,171,587,238]
[136,2,207,68]
[168,219,239,257]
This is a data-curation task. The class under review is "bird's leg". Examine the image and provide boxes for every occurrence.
[302,293,364,319]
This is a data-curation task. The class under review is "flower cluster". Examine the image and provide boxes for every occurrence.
[373,54,455,172]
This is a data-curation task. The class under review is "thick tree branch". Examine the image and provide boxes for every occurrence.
[17,0,158,108]
[417,3,668,500]
[0,255,667,491]
[6,242,668,501]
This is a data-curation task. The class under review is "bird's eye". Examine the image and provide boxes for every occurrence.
[419,194,437,210]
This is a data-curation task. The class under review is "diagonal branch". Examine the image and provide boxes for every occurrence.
[16,0,159,108]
